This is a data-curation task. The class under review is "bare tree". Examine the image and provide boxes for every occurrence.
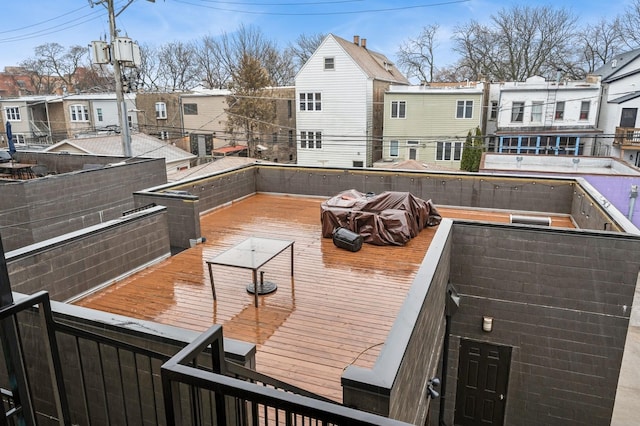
[620,0,640,49]
[33,43,88,91]
[396,24,439,83]
[194,35,231,89]
[136,43,163,91]
[286,33,326,68]
[19,58,57,94]
[157,41,200,91]
[226,54,275,157]
[452,6,577,81]
[574,18,623,75]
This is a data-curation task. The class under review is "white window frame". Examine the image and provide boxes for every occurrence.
[391,101,406,118]
[69,104,89,122]
[436,141,463,161]
[555,101,565,120]
[389,140,399,157]
[511,102,524,122]
[159,130,169,140]
[299,93,321,111]
[96,108,104,122]
[324,57,335,70]
[531,101,543,123]
[300,131,322,149]
[5,107,21,121]
[580,101,590,120]
[456,100,473,119]
[155,102,167,119]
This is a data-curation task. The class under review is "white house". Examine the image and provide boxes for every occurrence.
[594,48,640,166]
[492,75,602,156]
[295,34,409,168]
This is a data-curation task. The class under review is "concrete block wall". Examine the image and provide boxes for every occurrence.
[254,166,575,214]
[6,206,170,301]
[0,158,167,252]
[447,222,640,425]
[342,220,453,425]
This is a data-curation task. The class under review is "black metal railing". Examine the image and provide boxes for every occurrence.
[161,326,411,426]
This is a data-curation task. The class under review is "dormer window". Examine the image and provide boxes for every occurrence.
[324,57,334,70]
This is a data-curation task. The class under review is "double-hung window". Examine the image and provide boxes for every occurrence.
[580,101,590,120]
[155,102,167,119]
[555,101,565,120]
[531,101,543,122]
[70,104,89,122]
[299,93,321,111]
[300,131,322,149]
[5,107,21,121]
[456,100,473,118]
[324,57,335,70]
[511,102,524,122]
[391,101,406,118]
[436,141,463,161]
[184,103,198,115]
[490,101,498,120]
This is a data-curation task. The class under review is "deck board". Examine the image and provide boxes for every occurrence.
[75,193,575,402]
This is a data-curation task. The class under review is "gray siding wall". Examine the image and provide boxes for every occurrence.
[447,222,640,425]
[6,206,170,301]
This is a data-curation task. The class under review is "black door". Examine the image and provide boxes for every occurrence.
[620,108,638,127]
[454,339,511,426]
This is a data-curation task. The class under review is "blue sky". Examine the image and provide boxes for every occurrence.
[0,0,632,70]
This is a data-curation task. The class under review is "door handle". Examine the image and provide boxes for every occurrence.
[499,394,504,400]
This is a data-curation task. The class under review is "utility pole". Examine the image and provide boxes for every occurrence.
[90,0,154,156]
[106,0,133,157]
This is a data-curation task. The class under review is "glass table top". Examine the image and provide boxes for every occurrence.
[206,237,294,270]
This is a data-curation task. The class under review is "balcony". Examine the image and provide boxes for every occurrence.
[614,127,640,148]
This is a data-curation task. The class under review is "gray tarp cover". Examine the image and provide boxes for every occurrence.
[321,189,442,246]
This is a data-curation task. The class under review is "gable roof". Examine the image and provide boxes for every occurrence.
[330,34,409,85]
[44,133,195,164]
[594,48,640,82]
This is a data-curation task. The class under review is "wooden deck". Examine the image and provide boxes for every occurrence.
[75,194,574,402]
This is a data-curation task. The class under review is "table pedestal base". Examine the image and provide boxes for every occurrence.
[246,281,277,295]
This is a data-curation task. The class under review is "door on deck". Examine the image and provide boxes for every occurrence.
[454,339,511,426]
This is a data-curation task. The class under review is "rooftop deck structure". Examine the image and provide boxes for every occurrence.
[75,193,575,402]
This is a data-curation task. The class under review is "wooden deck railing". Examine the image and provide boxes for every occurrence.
[615,127,640,146]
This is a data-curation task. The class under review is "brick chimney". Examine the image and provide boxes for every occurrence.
[353,35,360,46]
[361,38,367,49]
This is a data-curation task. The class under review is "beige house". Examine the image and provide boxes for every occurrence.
[180,88,231,158]
[380,83,486,170]
[134,92,184,142]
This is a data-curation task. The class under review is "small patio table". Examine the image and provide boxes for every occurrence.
[205,237,294,307]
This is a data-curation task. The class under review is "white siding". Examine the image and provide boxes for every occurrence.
[296,36,370,168]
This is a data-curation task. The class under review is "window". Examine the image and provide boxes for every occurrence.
[155,102,167,119]
[288,130,294,147]
[96,108,104,122]
[299,92,321,111]
[324,57,335,70]
[391,101,406,118]
[159,131,169,140]
[300,131,322,149]
[183,103,198,115]
[531,102,543,122]
[436,141,463,161]
[390,140,399,157]
[353,161,364,168]
[511,102,524,122]
[580,101,590,120]
[287,100,292,118]
[69,104,89,122]
[272,132,278,143]
[5,107,21,121]
[490,101,498,120]
[555,101,565,120]
[456,100,473,119]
